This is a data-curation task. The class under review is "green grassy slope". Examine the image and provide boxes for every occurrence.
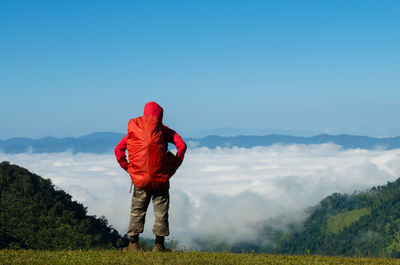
[0,250,399,265]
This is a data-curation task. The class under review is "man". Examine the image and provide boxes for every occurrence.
[115,101,187,252]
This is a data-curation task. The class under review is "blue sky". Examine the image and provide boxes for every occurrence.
[1,0,400,139]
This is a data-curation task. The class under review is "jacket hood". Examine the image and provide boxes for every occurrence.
[143,101,163,122]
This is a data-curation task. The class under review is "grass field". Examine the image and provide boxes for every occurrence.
[1,250,399,265]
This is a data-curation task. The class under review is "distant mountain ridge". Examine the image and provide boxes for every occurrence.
[188,134,400,149]
[1,132,400,154]
[0,132,124,154]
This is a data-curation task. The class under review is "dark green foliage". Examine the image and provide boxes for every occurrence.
[0,161,129,250]
[276,178,400,257]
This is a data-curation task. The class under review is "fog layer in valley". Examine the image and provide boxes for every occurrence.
[2,144,400,247]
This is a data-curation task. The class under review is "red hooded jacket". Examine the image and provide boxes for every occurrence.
[114,102,187,191]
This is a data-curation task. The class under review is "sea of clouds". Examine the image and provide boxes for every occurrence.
[2,143,400,248]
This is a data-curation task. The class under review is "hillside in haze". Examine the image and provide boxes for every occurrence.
[0,162,127,250]
[275,178,400,257]
[196,178,400,257]
[2,132,400,153]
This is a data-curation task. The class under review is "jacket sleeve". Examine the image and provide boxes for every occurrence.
[114,135,129,171]
[163,125,187,168]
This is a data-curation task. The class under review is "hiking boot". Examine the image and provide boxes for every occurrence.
[152,243,171,252]
[123,242,140,252]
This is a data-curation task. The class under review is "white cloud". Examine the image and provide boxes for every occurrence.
[2,143,400,247]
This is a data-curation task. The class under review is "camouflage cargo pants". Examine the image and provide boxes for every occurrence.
[127,186,169,237]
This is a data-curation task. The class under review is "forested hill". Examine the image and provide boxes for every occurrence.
[276,178,400,257]
[0,161,127,250]
[2,132,400,153]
